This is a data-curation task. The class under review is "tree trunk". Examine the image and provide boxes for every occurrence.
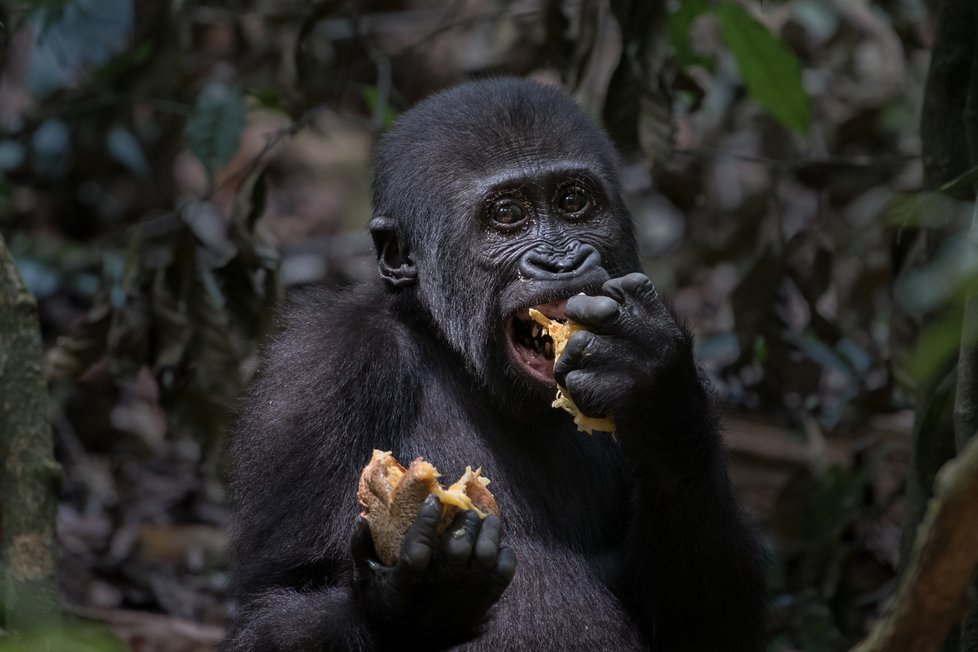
[0,233,62,631]
[885,0,978,648]
[850,432,978,652]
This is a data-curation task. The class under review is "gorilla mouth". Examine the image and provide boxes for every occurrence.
[507,300,567,383]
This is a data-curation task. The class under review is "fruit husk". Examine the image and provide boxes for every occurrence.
[357,450,500,566]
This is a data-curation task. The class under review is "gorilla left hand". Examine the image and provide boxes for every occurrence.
[351,495,516,646]
[554,273,706,453]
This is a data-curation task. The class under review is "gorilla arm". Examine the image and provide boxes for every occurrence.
[229,504,513,652]
[225,288,514,651]
[554,273,766,651]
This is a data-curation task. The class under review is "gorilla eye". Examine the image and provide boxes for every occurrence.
[492,200,527,226]
[557,186,590,215]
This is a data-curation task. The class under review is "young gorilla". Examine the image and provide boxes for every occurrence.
[227,78,765,651]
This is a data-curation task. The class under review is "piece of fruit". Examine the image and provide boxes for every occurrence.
[528,308,617,434]
[356,450,500,566]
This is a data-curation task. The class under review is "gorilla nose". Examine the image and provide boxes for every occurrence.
[519,243,601,280]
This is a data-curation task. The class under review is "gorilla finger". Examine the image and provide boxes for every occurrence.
[472,514,503,570]
[563,369,616,419]
[351,516,379,570]
[565,294,621,332]
[602,273,654,302]
[495,546,517,586]
[554,331,598,379]
[602,274,673,322]
[442,511,480,566]
[553,331,617,385]
[398,494,442,573]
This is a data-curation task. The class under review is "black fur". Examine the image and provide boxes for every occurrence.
[226,78,765,651]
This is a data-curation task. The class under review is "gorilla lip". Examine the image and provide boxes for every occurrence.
[507,299,567,383]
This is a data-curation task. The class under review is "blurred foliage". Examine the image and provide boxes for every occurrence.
[714,2,811,134]
[0,0,975,649]
[0,583,124,649]
[669,0,812,134]
[185,83,246,184]
[0,627,124,652]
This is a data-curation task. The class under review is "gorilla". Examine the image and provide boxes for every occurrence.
[226,77,766,651]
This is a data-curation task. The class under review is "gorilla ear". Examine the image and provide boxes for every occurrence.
[369,215,418,289]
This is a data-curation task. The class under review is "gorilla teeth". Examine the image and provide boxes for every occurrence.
[514,317,555,359]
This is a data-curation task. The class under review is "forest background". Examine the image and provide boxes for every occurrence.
[1,0,977,650]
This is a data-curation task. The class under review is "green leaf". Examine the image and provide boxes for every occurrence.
[0,626,125,652]
[362,86,397,129]
[908,308,965,388]
[668,0,711,69]
[185,82,246,182]
[246,86,283,111]
[715,1,811,134]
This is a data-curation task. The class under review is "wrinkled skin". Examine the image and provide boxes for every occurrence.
[226,78,766,652]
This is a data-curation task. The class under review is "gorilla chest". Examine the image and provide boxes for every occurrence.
[469,542,646,651]
[407,392,629,536]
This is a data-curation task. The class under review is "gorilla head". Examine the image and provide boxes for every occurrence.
[369,78,641,396]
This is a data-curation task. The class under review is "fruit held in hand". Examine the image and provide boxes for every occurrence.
[356,450,500,566]
[529,308,616,434]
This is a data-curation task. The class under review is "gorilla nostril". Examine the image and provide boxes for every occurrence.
[543,252,574,272]
[520,243,600,280]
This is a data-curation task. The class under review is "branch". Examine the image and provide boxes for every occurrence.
[850,431,978,652]
[956,199,978,450]
[0,234,62,631]
[955,0,978,456]
[920,0,977,197]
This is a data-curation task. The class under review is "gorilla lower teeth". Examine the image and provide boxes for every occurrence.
[514,318,555,359]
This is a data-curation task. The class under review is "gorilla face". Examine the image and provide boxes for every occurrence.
[370,78,640,396]
[483,165,626,387]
